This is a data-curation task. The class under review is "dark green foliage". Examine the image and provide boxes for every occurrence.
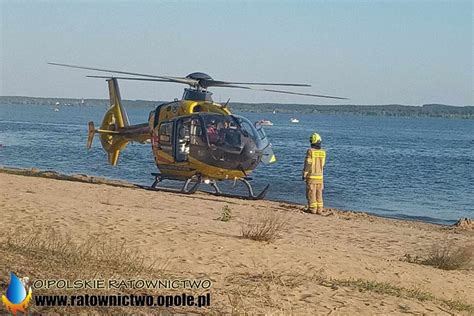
[1,96,472,118]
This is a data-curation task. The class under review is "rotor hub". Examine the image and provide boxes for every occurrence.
[186,72,213,81]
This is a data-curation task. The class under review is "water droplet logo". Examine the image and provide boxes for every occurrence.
[1,272,32,315]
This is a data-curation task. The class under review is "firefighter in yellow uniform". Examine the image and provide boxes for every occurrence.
[302,133,326,214]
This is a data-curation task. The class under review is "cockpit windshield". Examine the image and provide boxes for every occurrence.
[232,115,261,146]
[201,114,267,150]
[234,115,273,152]
[203,115,241,148]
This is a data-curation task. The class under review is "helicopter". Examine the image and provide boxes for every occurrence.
[49,63,346,199]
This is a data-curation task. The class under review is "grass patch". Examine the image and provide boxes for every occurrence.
[331,279,434,302]
[324,278,473,313]
[0,225,179,314]
[1,226,157,278]
[216,204,232,222]
[224,267,316,313]
[421,245,473,270]
[402,244,473,270]
[241,211,287,242]
[228,270,310,289]
[226,269,474,313]
[441,299,474,313]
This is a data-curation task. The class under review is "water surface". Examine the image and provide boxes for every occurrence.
[1,103,472,225]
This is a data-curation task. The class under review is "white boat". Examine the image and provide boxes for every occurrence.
[53,108,60,112]
[256,119,274,126]
[290,118,299,123]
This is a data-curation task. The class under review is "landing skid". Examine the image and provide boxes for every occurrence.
[209,178,269,200]
[138,173,269,200]
[138,173,201,195]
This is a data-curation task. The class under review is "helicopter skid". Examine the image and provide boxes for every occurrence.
[138,173,201,195]
[209,178,269,200]
[138,173,269,200]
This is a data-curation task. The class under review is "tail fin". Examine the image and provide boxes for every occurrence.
[94,78,129,165]
[87,78,150,166]
[107,78,130,128]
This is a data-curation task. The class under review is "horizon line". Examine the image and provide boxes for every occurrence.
[0,95,471,108]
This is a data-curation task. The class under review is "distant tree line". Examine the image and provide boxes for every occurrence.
[1,96,472,119]
[228,102,474,119]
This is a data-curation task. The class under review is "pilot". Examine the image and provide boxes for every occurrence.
[217,120,231,145]
[302,132,326,214]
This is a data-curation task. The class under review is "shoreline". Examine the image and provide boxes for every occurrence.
[1,166,473,314]
[0,166,470,229]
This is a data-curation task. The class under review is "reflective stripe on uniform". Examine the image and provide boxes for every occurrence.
[310,202,318,207]
[311,151,326,158]
[309,175,323,180]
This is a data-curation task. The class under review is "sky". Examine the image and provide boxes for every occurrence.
[0,0,472,105]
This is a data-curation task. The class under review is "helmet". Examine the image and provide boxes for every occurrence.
[310,132,322,145]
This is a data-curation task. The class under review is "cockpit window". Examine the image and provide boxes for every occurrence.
[202,115,240,147]
[237,117,256,139]
[201,114,268,150]
[233,115,264,143]
[233,115,270,150]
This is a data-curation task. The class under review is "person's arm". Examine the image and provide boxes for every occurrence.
[322,150,326,168]
[302,149,311,180]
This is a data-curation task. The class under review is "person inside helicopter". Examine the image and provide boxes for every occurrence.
[217,120,238,146]
[204,115,248,148]
[206,121,218,144]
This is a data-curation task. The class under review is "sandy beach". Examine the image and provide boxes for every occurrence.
[1,168,473,314]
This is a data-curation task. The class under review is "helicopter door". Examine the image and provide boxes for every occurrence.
[174,118,192,162]
[158,121,174,160]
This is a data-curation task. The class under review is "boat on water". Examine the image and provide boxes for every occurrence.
[290,118,300,123]
[256,119,274,126]
[53,108,60,112]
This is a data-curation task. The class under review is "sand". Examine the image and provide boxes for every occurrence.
[0,168,473,314]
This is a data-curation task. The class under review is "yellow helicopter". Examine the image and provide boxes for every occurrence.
[49,63,346,199]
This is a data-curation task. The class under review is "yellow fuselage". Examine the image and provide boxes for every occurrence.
[149,100,252,180]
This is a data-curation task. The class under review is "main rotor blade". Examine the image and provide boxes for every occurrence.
[86,75,174,83]
[213,84,348,100]
[48,62,198,86]
[203,80,311,88]
[86,75,312,87]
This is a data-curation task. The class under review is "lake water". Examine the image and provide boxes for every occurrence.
[0,103,472,225]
